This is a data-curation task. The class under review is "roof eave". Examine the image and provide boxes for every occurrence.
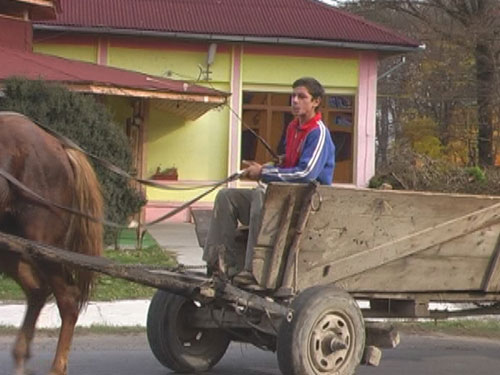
[67,83,228,104]
[34,24,424,53]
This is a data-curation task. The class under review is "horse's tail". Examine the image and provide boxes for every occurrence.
[65,148,104,309]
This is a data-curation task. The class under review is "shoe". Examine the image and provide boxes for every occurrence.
[232,270,257,286]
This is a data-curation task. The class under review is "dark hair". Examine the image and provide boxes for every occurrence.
[292,77,325,100]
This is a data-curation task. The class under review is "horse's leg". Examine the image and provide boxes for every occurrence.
[16,216,78,375]
[13,293,47,375]
[45,269,81,375]
[1,174,49,375]
[4,259,50,375]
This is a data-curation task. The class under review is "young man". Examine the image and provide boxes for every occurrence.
[203,77,335,285]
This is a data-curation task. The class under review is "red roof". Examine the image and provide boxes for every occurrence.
[38,0,420,51]
[0,46,227,99]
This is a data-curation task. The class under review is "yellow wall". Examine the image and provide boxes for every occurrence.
[33,43,97,63]
[108,47,231,84]
[103,95,132,132]
[146,100,230,201]
[242,54,359,89]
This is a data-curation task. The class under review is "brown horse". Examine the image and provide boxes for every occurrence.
[0,112,103,375]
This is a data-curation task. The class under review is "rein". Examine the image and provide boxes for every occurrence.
[0,168,241,229]
[0,112,243,228]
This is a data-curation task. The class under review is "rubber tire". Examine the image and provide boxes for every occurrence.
[277,285,365,375]
[146,290,230,373]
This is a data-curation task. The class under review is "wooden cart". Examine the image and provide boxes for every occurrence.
[5,183,500,375]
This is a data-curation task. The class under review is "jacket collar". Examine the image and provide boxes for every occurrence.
[293,112,322,131]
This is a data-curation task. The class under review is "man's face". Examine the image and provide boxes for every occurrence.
[291,86,321,119]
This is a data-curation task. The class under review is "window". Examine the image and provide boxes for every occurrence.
[241,92,355,183]
[323,95,354,183]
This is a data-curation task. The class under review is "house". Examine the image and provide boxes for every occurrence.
[31,0,421,222]
[0,0,228,223]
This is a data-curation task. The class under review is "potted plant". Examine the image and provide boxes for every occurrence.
[151,166,178,181]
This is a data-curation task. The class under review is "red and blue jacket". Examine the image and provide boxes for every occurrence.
[261,113,335,185]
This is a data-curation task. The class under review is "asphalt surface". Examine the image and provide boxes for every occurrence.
[2,333,500,375]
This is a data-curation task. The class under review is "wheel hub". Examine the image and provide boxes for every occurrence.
[309,312,352,372]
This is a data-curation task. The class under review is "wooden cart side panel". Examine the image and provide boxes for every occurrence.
[294,187,500,290]
[297,203,500,290]
[336,224,500,292]
[252,184,310,285]
[481,234,500,292]
[263,194,296,289]
[339,256,488,292]
[301,187,500,264]
[251,184,500,292]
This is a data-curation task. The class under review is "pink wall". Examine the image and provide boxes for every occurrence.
[228,45,243,187]
[355,52,378,187]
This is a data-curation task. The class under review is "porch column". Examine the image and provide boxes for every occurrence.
[228,44,243,187]
[355,52,378,187]
[97,37,108,65]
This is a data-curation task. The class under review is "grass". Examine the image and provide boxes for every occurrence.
[0,325,146,336]
[395,319,500,339]
[93,245,176,301]
[112,228,158,249]
[0,229,177,301]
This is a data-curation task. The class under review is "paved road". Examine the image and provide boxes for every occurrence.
[2,332,500,374]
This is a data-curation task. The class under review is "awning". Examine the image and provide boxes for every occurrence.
[0,45,229,119]
[0,0,60,20]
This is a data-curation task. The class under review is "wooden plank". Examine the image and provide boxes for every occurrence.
[281,184,319,291]
[255,184,309,247]
[252,185,309,284]
[368,299,429,318]
[353,291,500,303]
[191,209,213,247]
[365,322,400,348]
[0,230,292,318]
[410,224,499,258]
[338,256,489,292]
[362,346,382,367]
[301,201,500,288]
[264,194,295,289]
[481,234,500,292]
[0,231,201,297]
[299,187,500,265]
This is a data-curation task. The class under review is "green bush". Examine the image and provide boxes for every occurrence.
[0,77,145,244]
[465,166,486,184]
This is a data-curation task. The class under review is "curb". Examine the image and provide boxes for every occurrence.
[0,300,150,329]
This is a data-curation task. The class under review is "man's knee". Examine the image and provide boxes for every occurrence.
[214,188,251,209]
[214,188,233,212]
[215,188,231,201]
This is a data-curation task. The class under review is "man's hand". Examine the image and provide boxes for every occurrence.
[242,160,263,181]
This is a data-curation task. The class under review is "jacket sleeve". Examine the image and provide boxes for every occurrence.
[260,126,328,183]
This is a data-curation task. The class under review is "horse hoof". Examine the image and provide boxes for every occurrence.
[14,367,34,375]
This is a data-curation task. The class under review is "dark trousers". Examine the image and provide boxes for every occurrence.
[203,187,265,273]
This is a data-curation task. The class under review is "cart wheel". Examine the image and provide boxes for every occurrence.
[147,290,230,373]
[277,285,365,375]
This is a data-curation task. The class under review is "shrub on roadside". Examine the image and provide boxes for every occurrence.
[371,145,500,196]
[0,77,146,244]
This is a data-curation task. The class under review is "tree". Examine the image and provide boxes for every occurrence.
[354,0,500,166]
[0,77,145,244]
